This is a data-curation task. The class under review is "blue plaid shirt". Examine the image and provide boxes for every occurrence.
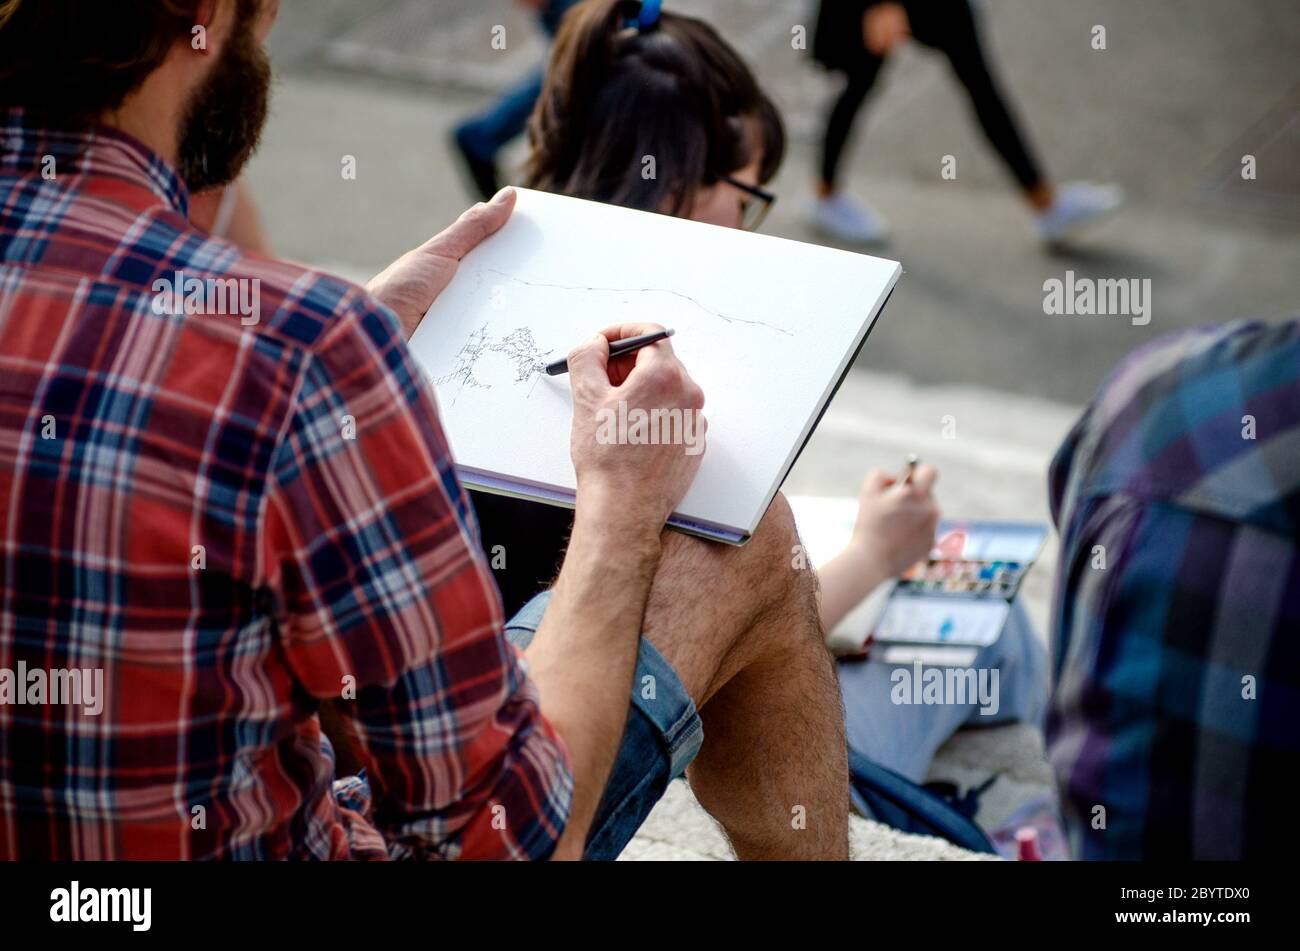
[1047,320,1300,860]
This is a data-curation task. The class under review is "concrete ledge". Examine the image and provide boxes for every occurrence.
[621,779,998,861]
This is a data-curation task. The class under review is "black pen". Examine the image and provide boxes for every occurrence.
[544,328,676,376]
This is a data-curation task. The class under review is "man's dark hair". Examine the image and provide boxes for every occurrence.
[527,0,786,216]
[0,0,204,129]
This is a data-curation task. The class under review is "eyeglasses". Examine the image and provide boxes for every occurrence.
[717,174,777,232]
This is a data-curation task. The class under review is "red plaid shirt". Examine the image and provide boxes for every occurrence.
[0,110,572,859]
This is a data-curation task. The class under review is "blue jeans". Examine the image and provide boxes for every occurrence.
[838,600,1048,782]
[504,591,704,861]
[454,0,578,162]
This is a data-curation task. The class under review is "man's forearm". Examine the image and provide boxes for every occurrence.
[522,496,662,859]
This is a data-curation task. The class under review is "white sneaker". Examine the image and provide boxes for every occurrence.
[1037,181,1123,243]
[808,192,890,245]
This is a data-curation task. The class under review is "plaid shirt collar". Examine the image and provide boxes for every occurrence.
[2,107,190,218]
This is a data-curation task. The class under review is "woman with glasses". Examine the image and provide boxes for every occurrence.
[525,0,782,234]
[477,0,939,631]
[472,0,788,616]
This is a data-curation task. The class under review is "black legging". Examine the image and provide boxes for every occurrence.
[821,0,1044,193]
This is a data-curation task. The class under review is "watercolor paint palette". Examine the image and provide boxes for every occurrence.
[874,521,1049,648]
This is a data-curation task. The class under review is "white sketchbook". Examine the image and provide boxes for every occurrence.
[407,188,901,544]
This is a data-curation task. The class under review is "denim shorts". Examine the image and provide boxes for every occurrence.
[504,590,704,860]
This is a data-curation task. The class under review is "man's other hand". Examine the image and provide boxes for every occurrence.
[367,187,516,338]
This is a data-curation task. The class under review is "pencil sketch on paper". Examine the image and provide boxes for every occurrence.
[482,267,794,337]
[433,324,554,402]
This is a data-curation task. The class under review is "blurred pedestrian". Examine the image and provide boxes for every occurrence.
[810,0,1122,245]
[451,0,581,199]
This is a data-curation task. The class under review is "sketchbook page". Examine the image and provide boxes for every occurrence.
[786,495,892,648]
[786,495,858,567]
[407,188,901,535]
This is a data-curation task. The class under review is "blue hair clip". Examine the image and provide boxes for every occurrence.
[626,0,662,30]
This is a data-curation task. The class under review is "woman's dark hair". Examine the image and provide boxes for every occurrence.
[526,0,785,217]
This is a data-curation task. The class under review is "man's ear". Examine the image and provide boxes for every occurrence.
[191,0,217,55]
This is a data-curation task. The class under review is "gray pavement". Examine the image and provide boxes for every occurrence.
[251,0,1300,405]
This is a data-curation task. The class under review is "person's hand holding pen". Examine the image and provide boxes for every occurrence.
[566,323,707,537]
[817,456,940,633]
[850,457,939,580]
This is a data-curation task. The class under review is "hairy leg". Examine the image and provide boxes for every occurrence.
[640,494,849,859]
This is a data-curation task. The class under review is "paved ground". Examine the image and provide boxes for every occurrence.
[622,777,1000,860]
[251,0,1300,404]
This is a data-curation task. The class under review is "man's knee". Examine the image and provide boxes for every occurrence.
[745,493,820,621]
[653,492,816,626]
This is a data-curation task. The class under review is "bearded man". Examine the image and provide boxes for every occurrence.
[0,0,849,860]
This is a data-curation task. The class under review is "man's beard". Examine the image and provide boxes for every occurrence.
[176,16,272,193]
